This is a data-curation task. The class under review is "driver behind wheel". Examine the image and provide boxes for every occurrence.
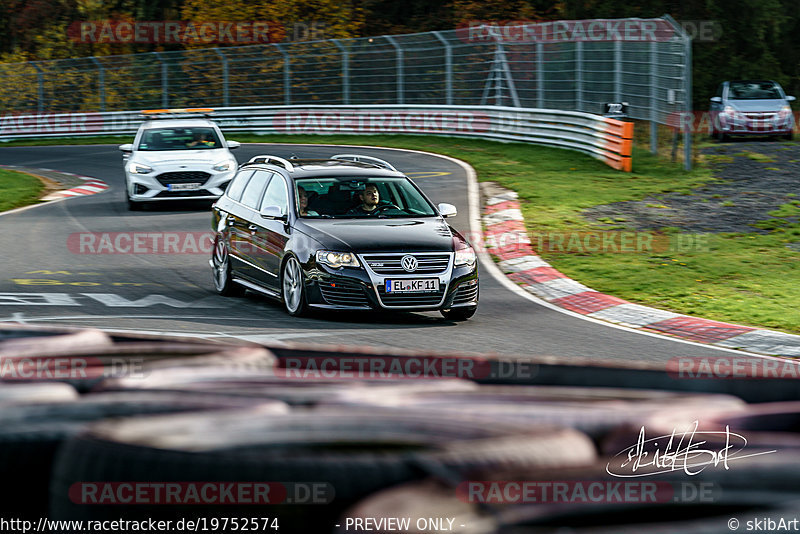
[346,183,381,215]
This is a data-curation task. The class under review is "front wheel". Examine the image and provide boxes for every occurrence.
[441,306,477,321]
[282,256,308,316]
[212,239,244,297]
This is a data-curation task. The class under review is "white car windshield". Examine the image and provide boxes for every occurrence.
[137,127,222,151]
[729,81,783,100]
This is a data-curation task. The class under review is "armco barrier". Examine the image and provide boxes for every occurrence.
[0,105,633,171]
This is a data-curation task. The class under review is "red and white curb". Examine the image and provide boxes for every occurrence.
[482,187,800,358]
[0,165,109,201]
[41,174,109,201]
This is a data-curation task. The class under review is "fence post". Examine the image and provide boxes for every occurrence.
[153,52,168,108]
[650,40,658,154]
[575,41,583,112]
[213,48,229,108]
[332,39,349,105]
[432,31,452,105]
[683,34,693,170]
[275,44,291,105]
[32,62,44,113]
[614,40,622,105]
[384,35,404,104]
[536,42,544,108]
[90,57,105,112]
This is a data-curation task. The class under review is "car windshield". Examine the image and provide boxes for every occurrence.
[137,127,222,151]
[728,81,783,100]
[294,176,438,218]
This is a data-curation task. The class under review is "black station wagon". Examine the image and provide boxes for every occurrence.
[209,154,479,320]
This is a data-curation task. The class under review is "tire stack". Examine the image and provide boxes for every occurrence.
[2,324,800,533]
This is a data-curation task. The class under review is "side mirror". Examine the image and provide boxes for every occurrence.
[119,144,133,152]
[710,97,722,104]
[227,140,241,149]
[260,205,287,221]
[438,203,458,218]
[787,96,796,102]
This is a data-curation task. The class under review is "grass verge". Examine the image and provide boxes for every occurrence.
[2,133,797,334]
[0,168,45,212]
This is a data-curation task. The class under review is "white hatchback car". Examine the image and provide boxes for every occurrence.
[120,116,240,210]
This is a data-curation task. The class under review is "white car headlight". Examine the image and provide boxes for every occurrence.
[455,246,476,266]
[723,105,742,119]
[213,160,235,172]
[130,163,153,174]
[316,251,360,269]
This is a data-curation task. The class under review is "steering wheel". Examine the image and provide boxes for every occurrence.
[370,203,401,215]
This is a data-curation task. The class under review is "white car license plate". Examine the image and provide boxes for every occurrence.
[385,278,438,293]
[167,183,202,191]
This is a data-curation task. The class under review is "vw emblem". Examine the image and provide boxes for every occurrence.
[401,255,418,272]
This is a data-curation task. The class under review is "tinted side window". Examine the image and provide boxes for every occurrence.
[226,170,254,202]
[261,174,289,213]
[241,170,271,210]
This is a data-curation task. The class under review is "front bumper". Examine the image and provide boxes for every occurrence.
[126,169,235,201]
[304,256,478,311]
[718,114,793,135]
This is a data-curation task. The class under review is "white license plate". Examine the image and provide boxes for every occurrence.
[385,278,439,293]
[167,183,202,191]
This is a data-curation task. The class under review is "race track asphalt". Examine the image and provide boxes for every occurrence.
[0,143,752,363]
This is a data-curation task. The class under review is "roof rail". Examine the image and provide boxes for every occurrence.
[245,155,295,171]
[331,154,397,171]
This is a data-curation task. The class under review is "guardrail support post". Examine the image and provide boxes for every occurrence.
[153,52,168,108]
[384,35,404,104]
[432,31,452,105]
[213,48,230,108]
[31,62,45,113]
[90,57,105,112]
[650,40,658,154]
[332,39,349,105]
[275,44,291,105]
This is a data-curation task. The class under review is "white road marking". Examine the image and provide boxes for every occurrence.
[81,293,226,308]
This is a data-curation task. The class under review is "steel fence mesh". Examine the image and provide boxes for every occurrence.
[0,17,690,131]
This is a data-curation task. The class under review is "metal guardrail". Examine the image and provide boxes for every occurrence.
[0,105,633,171]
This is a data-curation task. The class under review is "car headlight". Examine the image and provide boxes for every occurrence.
[778,105,793,119]
[723,105,743,119]
[130,163,153,174]
[213,160,235,172]
[455,246,476,267]
[315,251,360,269]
